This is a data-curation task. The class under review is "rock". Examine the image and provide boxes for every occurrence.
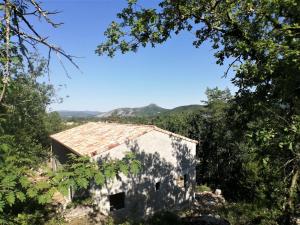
[64,206,93,221]
[194,191,226,211]
[294,217,300,225]
[215,189,222,196]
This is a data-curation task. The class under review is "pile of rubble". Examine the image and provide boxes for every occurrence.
[193,189,226,215]
[181,189,229,225]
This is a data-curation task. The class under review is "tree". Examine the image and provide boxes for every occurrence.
[0,57,142,224]
[197,88,232,189]
[0,2,142,224]
[0,0,79,104]
[98,0,300,221]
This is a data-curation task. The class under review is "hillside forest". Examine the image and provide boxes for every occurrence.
[0,0,299,225]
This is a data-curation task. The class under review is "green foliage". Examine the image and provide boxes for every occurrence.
[0,60,142,224]
[195,184,211,193]
[219,202,281,225]
[45,112,65,135]
[0,1,144,224]
[49,152,141,198]
[204,87,232,105]
[105,211,181,225]
[0,58,64,223]
[146,211,182,225]
[100,0,300,221]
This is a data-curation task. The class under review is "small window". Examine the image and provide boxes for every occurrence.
[177,176,184,188]
[109,192,125,211]
[184,174,189,188]
[155,182,161,191]
[177,173,189,189]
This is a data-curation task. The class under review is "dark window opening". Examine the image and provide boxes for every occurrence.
[109,192,125,211]
[184,174,189,188]
[177,176,184,187]
[155,182,161,191]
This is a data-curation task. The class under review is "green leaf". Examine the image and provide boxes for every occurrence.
[36,180,50,190]
[130,160,141,175]
[119,162,129,176]
[38,193,52,204]
[20,176,31,188]
[0,143,9,151]
[6,192,15,206]
[16,192,26,202]
[27,188,38,198]
[58,185,69,196]
[76,177,88,189]
[94,173,104,186]
[0,201,5,212]
[104,165,116,179]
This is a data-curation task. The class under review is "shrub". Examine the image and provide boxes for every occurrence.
[218,202,281,225]
[109,211,182,225]
[195,184,212,192]
[146,211,182,225]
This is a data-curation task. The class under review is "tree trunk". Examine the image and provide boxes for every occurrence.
[287,168,299,212]
[0,0,11,103]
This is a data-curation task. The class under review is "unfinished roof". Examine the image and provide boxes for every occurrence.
[50,122,198,156]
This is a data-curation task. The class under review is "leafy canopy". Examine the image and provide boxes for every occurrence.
[98,0,300,220]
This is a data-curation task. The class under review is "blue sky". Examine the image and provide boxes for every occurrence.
[35,0,236,112]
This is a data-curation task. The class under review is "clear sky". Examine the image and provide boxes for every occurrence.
[35,0,236,112]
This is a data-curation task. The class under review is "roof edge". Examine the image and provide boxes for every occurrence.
[151,126,198,144]
[50,122,96,138]
[51,137,83,156]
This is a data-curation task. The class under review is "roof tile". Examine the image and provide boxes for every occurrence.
[50,122,197,156]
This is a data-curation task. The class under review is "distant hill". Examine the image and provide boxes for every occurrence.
[97,104,168,118]
[56,104,204,119]
[56,110,101,118]
[165,104,204,115]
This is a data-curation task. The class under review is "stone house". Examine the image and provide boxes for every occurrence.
[50,122,197,218]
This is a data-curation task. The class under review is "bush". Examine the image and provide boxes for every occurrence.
[105,211,182,225]
[195,184,212,192]
[146,211,182,225]
[218,202,281,225]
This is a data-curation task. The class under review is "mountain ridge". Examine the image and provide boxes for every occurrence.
[97,103,168,118]
[56,110,101,118]
[55,104,203,118]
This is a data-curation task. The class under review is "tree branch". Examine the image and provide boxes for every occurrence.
[222,55,241,78]
[30,0,63,28]
[12,28,81,71]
